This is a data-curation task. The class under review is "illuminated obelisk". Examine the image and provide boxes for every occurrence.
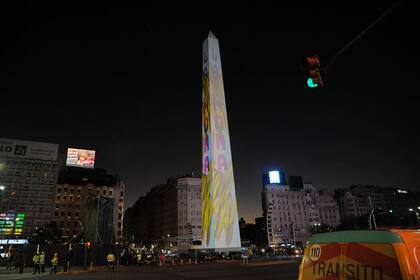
[201,31,241,251]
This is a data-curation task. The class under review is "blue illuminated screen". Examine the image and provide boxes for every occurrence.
[269,171,281,184]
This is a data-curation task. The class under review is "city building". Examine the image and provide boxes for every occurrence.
[338,191,370,218]
[317,193,341,227]
[52,166,125,242]
[262,170,340,246]
[262,170,311,246]
[126,174,201,251]
[0,138,59,237]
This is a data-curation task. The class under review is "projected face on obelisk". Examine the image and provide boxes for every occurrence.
[201,32,241,250]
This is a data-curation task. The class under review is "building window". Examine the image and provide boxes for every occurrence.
[67,212,72,217]
[120,192,123,197]
[57,188,61,193]
[96,190,100,195]
[61,212,65,217]
[118,214,122,220]
[103,190,106,195]
[59,221,64,227]
[54,211,58,216]
[75,212,79,217]
[118,222,122,229]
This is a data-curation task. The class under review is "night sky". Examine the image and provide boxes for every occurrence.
[1,2,418,222]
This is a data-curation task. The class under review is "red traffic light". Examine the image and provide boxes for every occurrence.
[85,241,91,248]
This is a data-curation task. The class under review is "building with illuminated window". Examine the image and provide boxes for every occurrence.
[262,170,340,246]
[52,166,125,242]
[0,138,59,238]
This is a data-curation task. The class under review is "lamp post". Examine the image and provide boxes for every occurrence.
[408,208,420,225]
[66,218,84,271]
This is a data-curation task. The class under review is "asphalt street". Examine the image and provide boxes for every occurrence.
[0,262,300,280]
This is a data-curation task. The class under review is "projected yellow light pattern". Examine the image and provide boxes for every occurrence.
[201,32,241,250]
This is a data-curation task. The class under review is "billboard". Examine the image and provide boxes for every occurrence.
[201,32,241,250]
[0,138,58,161]
[66,148,95,168]
[0,212,25,236]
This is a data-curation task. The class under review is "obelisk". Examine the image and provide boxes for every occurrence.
[201,32,241,251]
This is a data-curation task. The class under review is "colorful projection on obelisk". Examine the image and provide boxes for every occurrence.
[201,32,241,250]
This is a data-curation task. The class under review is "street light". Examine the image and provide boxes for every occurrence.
[409,208,414,212]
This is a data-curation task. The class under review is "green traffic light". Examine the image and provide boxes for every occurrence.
[307,78,318,88]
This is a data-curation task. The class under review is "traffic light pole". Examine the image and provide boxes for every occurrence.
[83,245,87,270]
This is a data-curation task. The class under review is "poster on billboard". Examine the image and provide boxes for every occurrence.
[66,148,95,168]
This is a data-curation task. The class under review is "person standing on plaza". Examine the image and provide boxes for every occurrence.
[32,252,41,275]
[39,251,46,273]
[241,249,249,265]
[6,246,13,270]
[159,252,166,266]
[50,252,59,274]
[107,251,116,272]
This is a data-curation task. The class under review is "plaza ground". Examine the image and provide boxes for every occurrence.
[0,260,300,280]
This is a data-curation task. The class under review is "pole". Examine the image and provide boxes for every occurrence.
[95,197,99,244]
[368,196,377,230]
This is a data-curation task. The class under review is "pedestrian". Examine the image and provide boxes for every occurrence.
[32,252,41,275]
[159,252,166,266]
[242,250,249,265]
[6,246,13,270]
[51,253,59,274]
[107,251,115,272]
[247,248,253,263]
[136,251,142,266]
[40,251,45,273]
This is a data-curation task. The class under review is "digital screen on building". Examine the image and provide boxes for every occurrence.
[269,171,281,184]
[66,148,96,168]
[0,212,25,236]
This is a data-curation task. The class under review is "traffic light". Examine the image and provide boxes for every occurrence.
[305,55,323,88]
[84,241,91,248]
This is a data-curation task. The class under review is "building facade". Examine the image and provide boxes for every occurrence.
[262,170,340,246]
[263,181,311,246]
[0,138,59,237]
[317,193,341,227]
[338,191,370,218]
[125,175,201,251]
[53,166,125,242]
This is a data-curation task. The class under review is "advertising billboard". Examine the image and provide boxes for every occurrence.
[201,32,241,250]
[0,138,58,161]
[66,148,95,168]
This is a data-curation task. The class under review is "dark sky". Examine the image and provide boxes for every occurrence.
[1,2,419,222]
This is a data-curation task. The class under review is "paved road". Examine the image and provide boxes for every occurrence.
[0,262,300,280]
